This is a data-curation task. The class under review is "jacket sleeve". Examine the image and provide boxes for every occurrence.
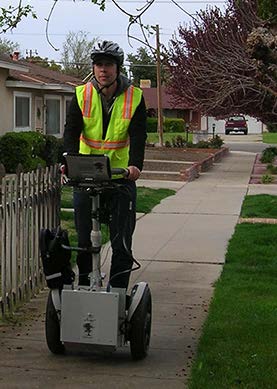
[63,93,83,153]
[128,95,147,171]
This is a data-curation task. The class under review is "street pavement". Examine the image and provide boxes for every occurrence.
[0,150,271,389]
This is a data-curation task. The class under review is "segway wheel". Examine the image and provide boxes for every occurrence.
[129,285,152,360]
[45,291,65,354]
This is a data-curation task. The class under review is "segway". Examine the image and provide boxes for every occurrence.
[40,153,152,360]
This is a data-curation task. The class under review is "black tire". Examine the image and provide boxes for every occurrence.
[45,291,65,354]
[225,130,229,135]
[129,285,152,360]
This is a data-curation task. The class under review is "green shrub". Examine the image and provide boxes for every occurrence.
[208,134,224,148]
[41,135,60,166]
[0,132,34,173]
[146,118,158,133]
[56,137,65,163]
[171,135,186,147]
[262,174,274,184]
[266,123,277,133]
[260,147,277,163]
[0,131,62,173]
[20,131,46,157]
[166,134,224,149]
[146,118,185,133]
[164,118,185,133]
[194,140,211,148]
[41,135,64,165]
[267,164,277,174]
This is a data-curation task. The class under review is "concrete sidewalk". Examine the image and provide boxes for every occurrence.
[0,151,257,389]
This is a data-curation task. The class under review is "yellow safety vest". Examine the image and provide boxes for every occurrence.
[76,82,142,171]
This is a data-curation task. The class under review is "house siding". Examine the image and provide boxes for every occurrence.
[0,68,14,135]
[7,87,73,136]
[0,55,81,137]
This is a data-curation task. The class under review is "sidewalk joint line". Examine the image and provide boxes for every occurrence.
[138,258,224,265]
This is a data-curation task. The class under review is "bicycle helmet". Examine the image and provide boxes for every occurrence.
[91,40,124,67]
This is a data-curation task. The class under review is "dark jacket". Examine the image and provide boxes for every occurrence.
[64,74,147,171]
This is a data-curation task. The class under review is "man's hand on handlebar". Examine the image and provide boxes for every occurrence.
[127,165,141,181]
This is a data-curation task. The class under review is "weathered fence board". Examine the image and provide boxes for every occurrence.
[0,164,60,317]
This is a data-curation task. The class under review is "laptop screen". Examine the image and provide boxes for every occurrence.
[63,153,111,183]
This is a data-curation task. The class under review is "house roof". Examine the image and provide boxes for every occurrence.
[0,55,83,92]
[0,54,29,72]
[142,87,191,110]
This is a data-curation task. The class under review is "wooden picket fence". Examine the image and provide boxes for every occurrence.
[0,164,60,317]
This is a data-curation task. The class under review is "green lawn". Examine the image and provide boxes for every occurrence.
[263,132,277,144]
[146,131,193,144]
[240,194,277,219]
[188,195,277,388]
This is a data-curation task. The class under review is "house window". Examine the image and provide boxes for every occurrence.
[14,92,31,130]
[45,96,61,135]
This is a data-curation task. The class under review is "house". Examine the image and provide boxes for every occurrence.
[201,115,265,134]
[141,86,264,135]
[0,54,83,137]
[141,87,201,131]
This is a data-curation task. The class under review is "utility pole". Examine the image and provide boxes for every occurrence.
[156,24,163,147]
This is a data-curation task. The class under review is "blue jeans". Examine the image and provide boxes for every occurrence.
[73,179,136,289]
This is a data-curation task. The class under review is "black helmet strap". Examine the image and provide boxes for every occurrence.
[93,74,118,95]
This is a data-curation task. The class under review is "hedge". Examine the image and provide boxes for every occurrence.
[0,131,63,173]
[147,118,185,133]
[267,123,277,133]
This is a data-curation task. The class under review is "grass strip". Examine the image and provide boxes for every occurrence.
[241,194,277,219]
[146,132,193,144]
[188,222,277,388]
[262,132,277,144]
[136,186,175,213]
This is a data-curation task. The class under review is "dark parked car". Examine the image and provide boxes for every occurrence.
[225,115,248,135]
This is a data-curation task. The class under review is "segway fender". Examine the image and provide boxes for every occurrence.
[127,282,148,322]
[51,289,62,321]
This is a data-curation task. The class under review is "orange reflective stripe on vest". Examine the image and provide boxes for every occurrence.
[80,134,129,150]
[123,85,134,119]
[82,82,93,117]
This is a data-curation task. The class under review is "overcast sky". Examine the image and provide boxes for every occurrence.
[3,0,227,64]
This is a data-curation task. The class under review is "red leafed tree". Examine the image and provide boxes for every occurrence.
[167,0,277,124]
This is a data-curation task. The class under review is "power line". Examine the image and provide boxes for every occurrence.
[44,0,226,2]
[3,32,172,37]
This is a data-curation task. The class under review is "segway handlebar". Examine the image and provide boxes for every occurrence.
[111,167,129,177]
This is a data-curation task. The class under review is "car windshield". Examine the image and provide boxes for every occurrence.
[228,116,245,121]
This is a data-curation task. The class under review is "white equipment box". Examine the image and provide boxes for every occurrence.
[61,289,124,346]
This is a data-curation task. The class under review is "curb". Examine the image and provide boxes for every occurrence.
[238,217,277,224]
